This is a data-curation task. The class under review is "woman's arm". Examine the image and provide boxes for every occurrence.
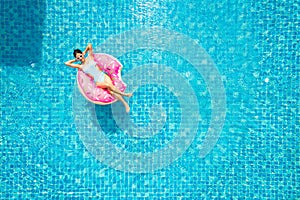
[64,59,81,69]
[82,43,93,57]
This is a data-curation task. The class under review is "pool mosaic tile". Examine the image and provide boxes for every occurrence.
[1,0,299,199]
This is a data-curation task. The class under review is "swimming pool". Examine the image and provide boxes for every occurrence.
[1,0,299,199]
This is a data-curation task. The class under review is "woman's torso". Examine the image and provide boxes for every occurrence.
[81,56,102,78]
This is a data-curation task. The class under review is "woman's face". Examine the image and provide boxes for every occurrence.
[75,53,84,62]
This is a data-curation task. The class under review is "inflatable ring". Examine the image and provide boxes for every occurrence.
[77,53,127,105]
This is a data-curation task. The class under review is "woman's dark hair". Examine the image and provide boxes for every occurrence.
[73,49,82,57]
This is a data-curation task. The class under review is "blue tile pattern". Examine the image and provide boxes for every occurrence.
[0,0,46,66]
[1,0,299,199]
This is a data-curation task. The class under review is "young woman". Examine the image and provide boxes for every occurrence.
[65,44,132,112]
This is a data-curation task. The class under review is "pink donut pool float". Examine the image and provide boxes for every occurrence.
[77,53,126,105]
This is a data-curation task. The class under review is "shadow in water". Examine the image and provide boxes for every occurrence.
[1,0,46,67]
[95,104,118,133]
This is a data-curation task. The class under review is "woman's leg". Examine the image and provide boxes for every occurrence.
[96,79,131,113]
[110,91,130,113]
[102,74,132,97]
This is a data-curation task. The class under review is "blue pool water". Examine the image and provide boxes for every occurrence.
[1,0,299,199]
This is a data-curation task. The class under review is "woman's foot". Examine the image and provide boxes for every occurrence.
[125,104,130,113]
[125,93,133,97]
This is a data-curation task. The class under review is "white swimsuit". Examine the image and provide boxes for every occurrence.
[81,56,105,83]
